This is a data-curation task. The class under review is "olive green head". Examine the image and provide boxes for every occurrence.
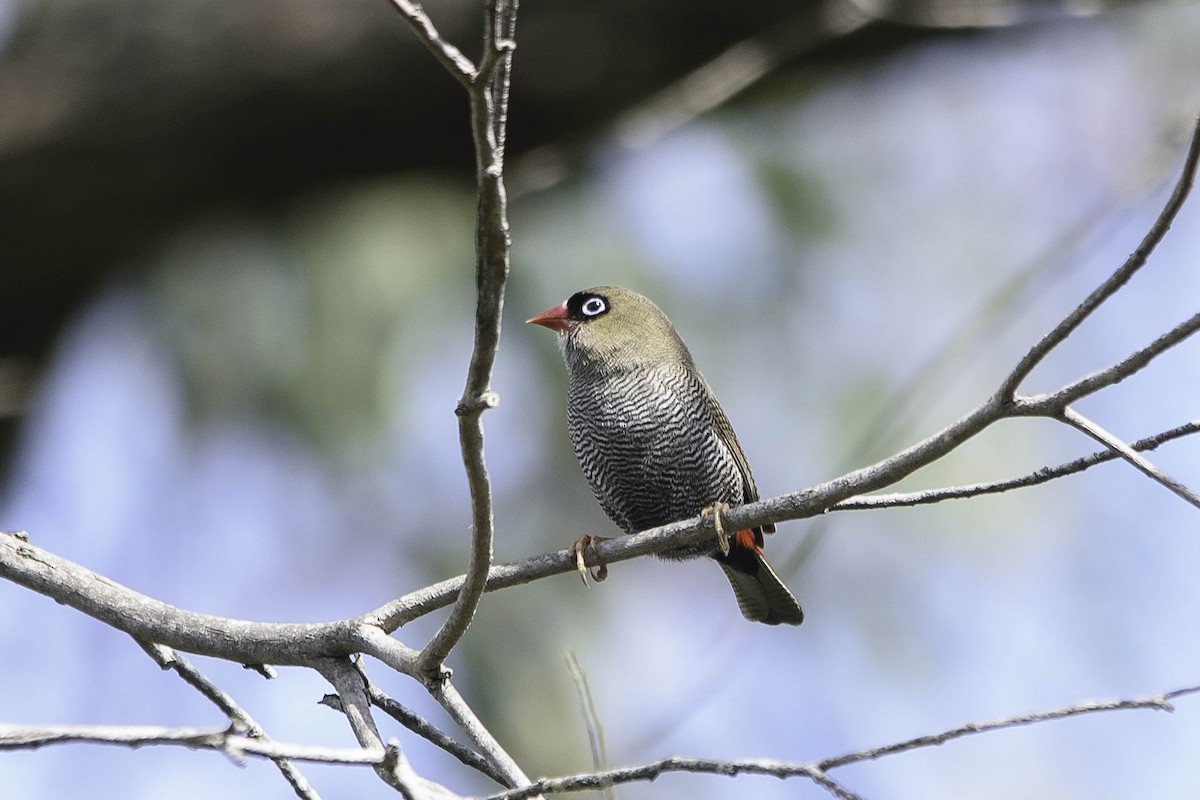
[527,285,693,376]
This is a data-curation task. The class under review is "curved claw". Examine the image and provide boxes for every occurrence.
[570,535,611,585]
[701,502,732,556]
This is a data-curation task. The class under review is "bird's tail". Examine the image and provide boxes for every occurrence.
[716,532,804,626]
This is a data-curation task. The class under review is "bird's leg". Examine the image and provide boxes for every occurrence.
[570,535,612,586]
[701,501,732,556]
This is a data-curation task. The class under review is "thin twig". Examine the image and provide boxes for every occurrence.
[429,679,530,789]
[996,114,1200,399]
[807,769,866,800]
[484,685,1200,800]
[485,0,518,156]
[386,0,476,87]
[817,684,1200,770]
[481,755,855,800]
[563,653,615,800]
[313,657,419,797]
[139,642,319,800]
[1015,311,1200,412]
[1058,408,1200,509]
[322,666,511,788]
[385,1,526,792]
[366,686,512,787]
[0,722,383,763]
[832,421,1200,510]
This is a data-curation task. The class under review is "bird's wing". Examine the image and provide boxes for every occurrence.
[702,379,776,537]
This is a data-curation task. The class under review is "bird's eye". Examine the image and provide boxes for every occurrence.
[581,297,607,316]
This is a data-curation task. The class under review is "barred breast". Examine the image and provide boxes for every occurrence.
[566,361,744,558]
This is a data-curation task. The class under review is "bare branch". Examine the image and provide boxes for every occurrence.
[832,421,1200,510]
[429,679,530,789]
[312,658,400,789]
[314,657,464,799]
[996,115,1200,399]
[817,684,1200,770]
[1016,311,1200,412]
[807,770,866,800]
[484,685,1200,800]
[366,687,512,787]
[418,0,519,680]
[1057,408,1200,509]
[322,669,512,788]
[377,545,619,629]
[0,532,422,669]
[385,0,476,87]
[139,642,319,800]
[481,754,856,800]
[0,722,383,763]
[357,626,425,677]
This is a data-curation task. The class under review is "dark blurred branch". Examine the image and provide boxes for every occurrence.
[611,0,867,151]
[482,684,1200,800]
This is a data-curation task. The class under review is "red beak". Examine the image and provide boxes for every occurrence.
[526,301,571,333]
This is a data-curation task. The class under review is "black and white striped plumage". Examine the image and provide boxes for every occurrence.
[529,286,804,626]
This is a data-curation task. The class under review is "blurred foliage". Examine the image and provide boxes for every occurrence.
[152,178,477,458]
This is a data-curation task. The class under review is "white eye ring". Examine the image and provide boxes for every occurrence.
[582,297,607,316]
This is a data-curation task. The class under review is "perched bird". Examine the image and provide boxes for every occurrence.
[527,286,803,626]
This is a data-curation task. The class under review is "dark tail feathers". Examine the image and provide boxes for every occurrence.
[715,542,804,626]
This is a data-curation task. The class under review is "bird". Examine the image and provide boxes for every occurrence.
[527,286,803,626]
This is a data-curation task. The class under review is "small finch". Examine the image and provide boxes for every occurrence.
[528,286,803,625]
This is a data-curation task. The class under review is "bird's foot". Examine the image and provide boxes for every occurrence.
[570,535,611,586]
[701,501,733,556]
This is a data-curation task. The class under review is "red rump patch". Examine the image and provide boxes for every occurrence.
[733,529,761,554]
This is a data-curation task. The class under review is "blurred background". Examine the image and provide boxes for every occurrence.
[2,0,1199,798]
